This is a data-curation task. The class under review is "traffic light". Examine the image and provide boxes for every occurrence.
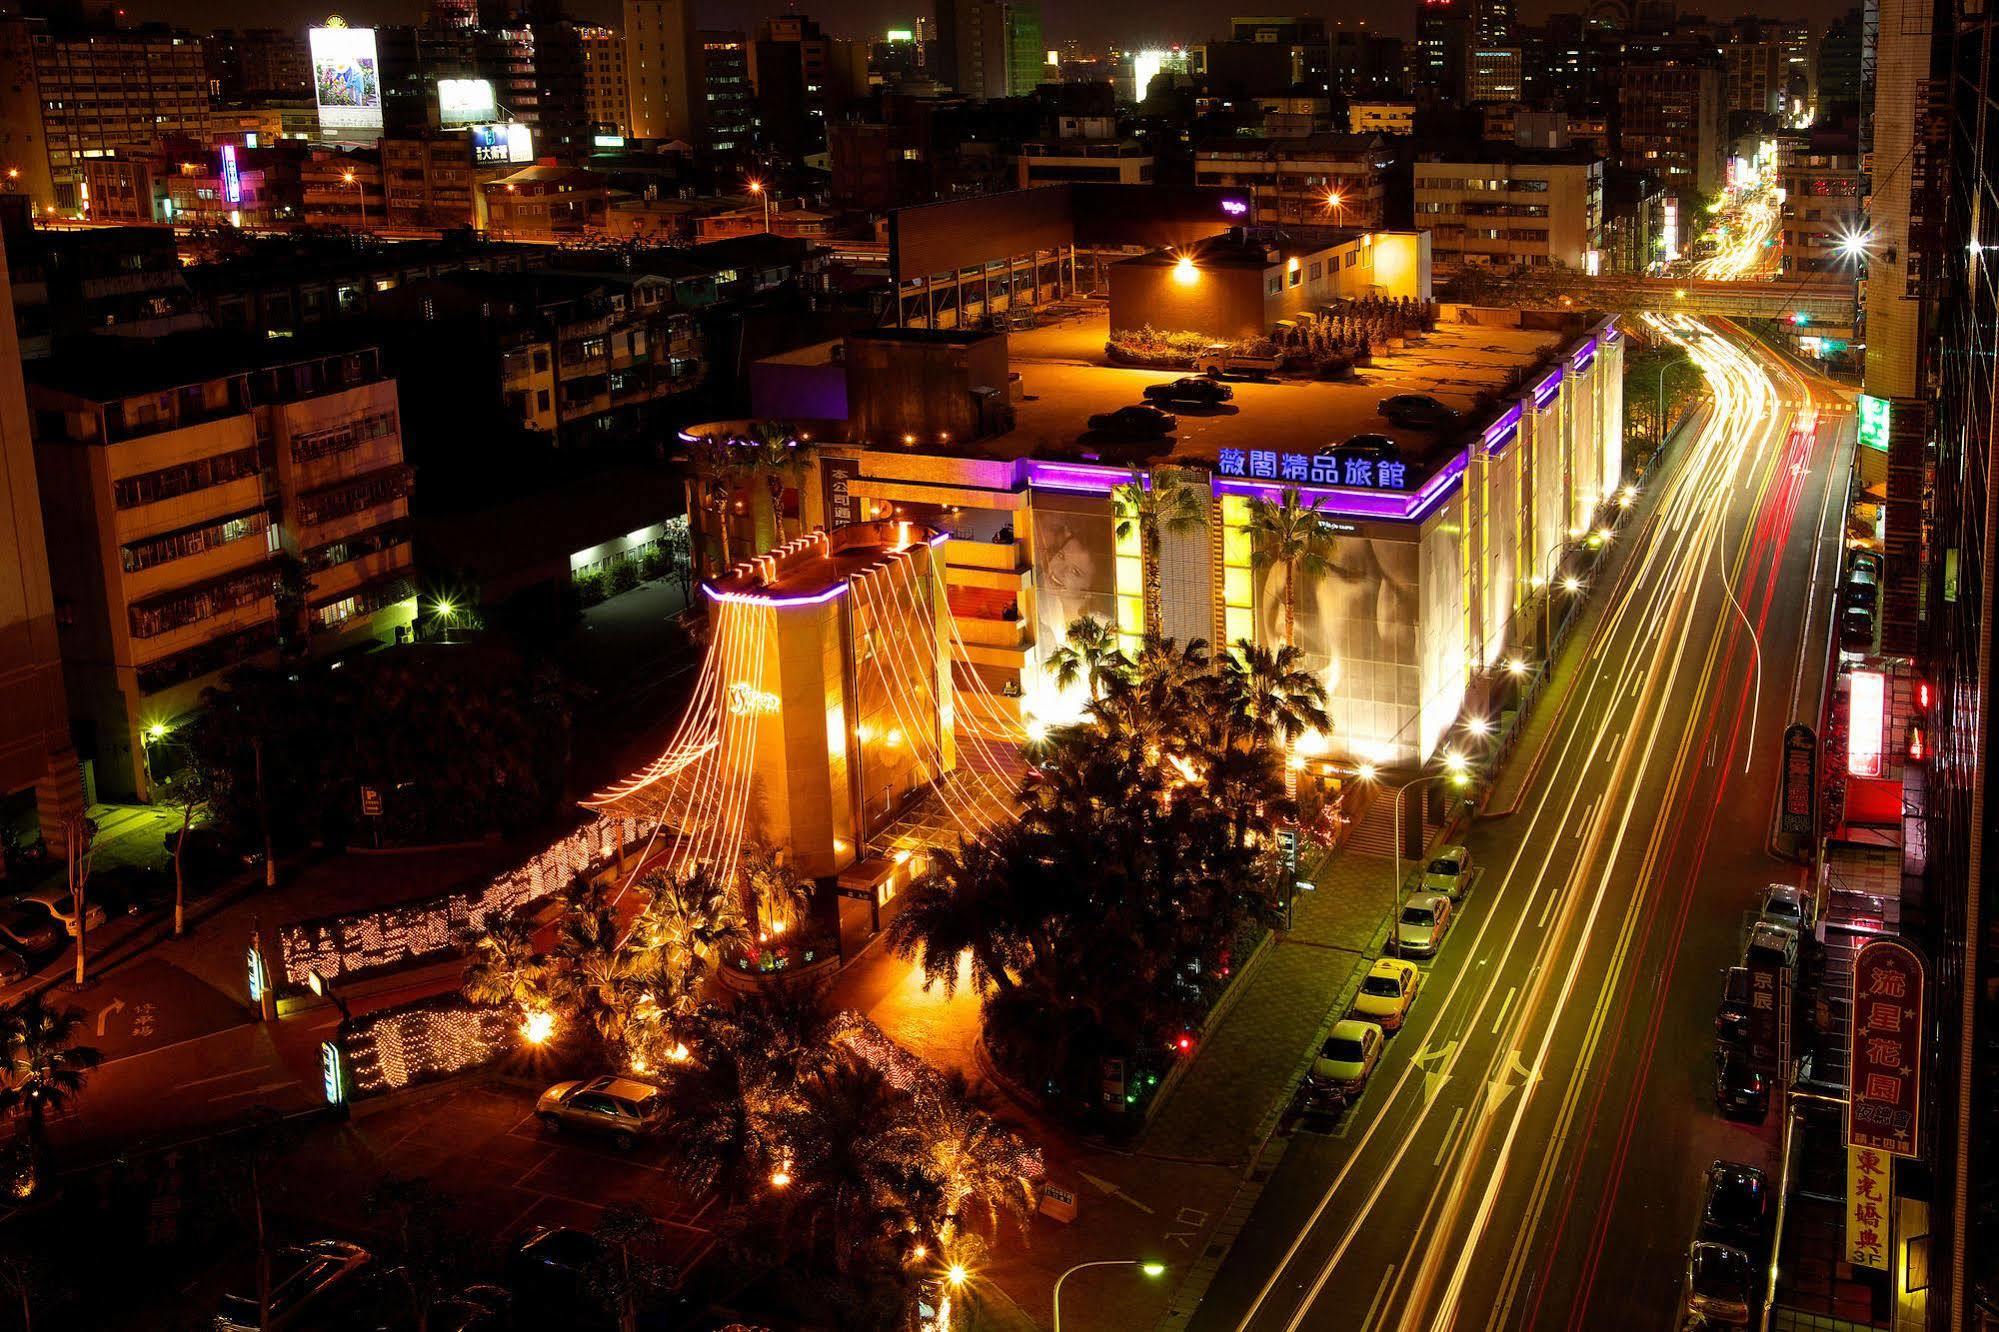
[1790,311,1810,326]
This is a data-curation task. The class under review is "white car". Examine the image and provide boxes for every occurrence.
[1761,882,1810,932]
[17,886,107,937]
[1422,846,1474,900]
[1397,893,1453,957]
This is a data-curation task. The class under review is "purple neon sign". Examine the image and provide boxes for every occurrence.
[1221,197,1250,217]
[1023,460,1132,494]
[1213,449,1469,523]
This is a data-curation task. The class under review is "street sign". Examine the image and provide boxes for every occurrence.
[321,1040,347,1105]
[360,785,383,817]
[1780,723,1817,835]
[1846,1144,1890,1269]
[1849,938,1925,1158]
[247,943,266,1004]
[1038,1183,1078,1223]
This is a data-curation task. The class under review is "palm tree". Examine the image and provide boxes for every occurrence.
[630,866,750,981]
[783,1058,928,1276]
[713,979,842,1095]
[885,837,1028,999]
[924,1097,1035,1244]
[588,1204,673,1332]
[1046,614,1129,701]
[735,839,814,940]
[1221,640,1330,748]
[0,996,103,1162]
[547,886,636,1046]
[1113,467,1207,635]
[461,907,549,1017]
[684,433,749,570]
[656,1041,772,1208]
[1245,486,1337,650]
[743,421,810,553]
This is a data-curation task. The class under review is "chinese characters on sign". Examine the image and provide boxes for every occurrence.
[1846,1145,1890,1270]
[1848,938,1925,1157]
[1746,956,1783,1071]
[823,456,862,529]
[1780,723,1817,835]
[1216,449,1409,489]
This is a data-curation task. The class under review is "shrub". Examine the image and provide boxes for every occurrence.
[575,572,609,607]
[609,560,642,595]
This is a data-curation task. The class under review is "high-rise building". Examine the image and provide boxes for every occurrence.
[751,15,868,156]
[529,20,597,161]
[699,31,755,157]
[1927,4,1998,1316]
[1616,56,1725,196]
[201,28,312,102]
[1005,0,1045,96]
[624,0,701,141]
[580,24,628,136]
[1817,8,1866,110]
[1722,21,1785,116]
[1414,147,1603,270]
[932,0,1039,98]
[1470,46,1522,102]
[27,335,416,801]
[1416,0,1475,102]
[0,214,76,862]
[0,17,209,215]
[1473,0,1515,48]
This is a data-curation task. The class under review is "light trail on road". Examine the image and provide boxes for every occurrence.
[1211,317,1847,1332]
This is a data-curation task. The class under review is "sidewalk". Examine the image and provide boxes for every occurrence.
[1139,848,1394,1166]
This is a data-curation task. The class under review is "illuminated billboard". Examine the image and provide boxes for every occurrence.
[311,23,383,130]
[471,122,534,165]
[437,77,496,126]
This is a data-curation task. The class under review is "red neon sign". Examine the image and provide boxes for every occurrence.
[1848,670,1885,777]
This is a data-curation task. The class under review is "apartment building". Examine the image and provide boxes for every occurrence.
[1017,117,1153,187]
[1348,100,1416,136]
[27,334,414,800]
[1193,134,1396,228]
[0,17,208,215]
[624,0,700,142]
[1778,137,1864,275]
[1415,148,1604,271]
[382,134,485,230]
[1617,57,1726,198]
[580,24,628,137]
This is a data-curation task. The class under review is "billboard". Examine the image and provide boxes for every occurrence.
[1848,937,1924,1158]
[437,77,496,126]
[311,24,383,131]
[470,122,534,165]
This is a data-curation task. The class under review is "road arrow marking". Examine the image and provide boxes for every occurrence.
[1078,1171,1155,1215]
[1412,1039,1457,1106]
[95,997,125,1038]
[1481,1048,1542,1117]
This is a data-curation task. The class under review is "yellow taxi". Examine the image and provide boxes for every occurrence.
[1349,957,1422,1032]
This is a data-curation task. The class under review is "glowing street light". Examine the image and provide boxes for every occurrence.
[520,1010,556,1045]
[1504,657,1528,677]
[1836,226,1875,261]
[1464,716,1492,737]
[1173,253,1199,286]
[1053,1259,1165,1332]
[747,177,771,231]
[946,1263,969,1288]
[1562,575,1583,594]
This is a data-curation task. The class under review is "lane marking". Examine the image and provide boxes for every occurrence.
[1435,1107,1466,1167]
[1574,801,1595,838]
[1536,889,1558,930]
[1491,987,1517,1036]
[1361,1265,1398,1332]
[205,1080,296,1103]
[173,1066,266,1090]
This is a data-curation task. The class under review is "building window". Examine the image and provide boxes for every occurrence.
[112,447,263,510]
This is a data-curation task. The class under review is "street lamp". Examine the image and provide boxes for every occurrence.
[747,177,770,232]
[1536,540,1585,654]
[1362,765,1470,957]
[1052,1259,1166,1332]
[341,168,365,229]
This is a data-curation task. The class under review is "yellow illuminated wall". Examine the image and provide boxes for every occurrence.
[1114,509,1144,655]
[1219,494,1255,649]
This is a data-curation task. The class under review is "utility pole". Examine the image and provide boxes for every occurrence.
[64,812,94,987]
[252,736,275,888]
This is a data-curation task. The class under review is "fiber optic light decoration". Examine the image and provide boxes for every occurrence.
[340,994,515,1097]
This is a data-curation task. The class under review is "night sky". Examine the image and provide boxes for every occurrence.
[137,0,1852,57]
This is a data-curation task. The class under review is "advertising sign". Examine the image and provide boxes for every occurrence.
[311,23,383,130]
[321,1040,347,1104]
[1848,670,1886,777]
[1849,937,1924,1157]
[822,456,862,529]
[1217,448,1409,489]
[220,143,242,205]
[1780,723,1817,835]
[1846,1145,1890,1270]
[437,77,496,125]
[1745,953,1783,1071]
[1858,394,1893,453]
[470,122,534,165]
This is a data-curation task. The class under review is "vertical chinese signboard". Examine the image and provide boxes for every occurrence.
[822,456,862,530]
[1780,723,1817,835]
[1746,955,1783,1073]
[1846,1145,1890,1270]
[1848,937,1924,1157]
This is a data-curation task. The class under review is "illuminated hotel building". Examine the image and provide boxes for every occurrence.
[688,202,1625,773]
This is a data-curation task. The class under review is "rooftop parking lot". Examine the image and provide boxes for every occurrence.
[997,308,1567,478]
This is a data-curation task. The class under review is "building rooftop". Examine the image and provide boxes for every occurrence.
[1414,145,1604,166]
[707,521,943,602]
[27,327,382,402]
[979,307,1576,484]
[1121,228,1370,271]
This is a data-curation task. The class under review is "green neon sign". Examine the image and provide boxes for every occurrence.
[1857,394,1892,452]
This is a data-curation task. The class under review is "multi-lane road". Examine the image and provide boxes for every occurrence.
[1190,319,1855,1332]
